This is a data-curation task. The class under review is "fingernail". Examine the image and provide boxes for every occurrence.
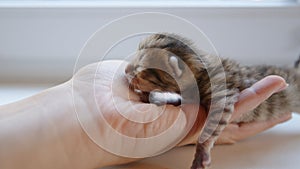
[276,83,289,92]
[279,113,292,123]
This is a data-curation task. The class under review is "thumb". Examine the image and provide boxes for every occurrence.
[232,75,288,121]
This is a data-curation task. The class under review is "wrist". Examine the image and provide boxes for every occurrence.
[0,81,115,169]
[39,81,126,169]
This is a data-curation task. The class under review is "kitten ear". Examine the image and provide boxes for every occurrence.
[169,56,182,77]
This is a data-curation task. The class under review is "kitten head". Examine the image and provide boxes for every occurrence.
[126,33,204,95]
[126,48,184,93]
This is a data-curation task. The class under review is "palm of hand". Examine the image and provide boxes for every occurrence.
[71,60,201,158]
[71,60,290,162]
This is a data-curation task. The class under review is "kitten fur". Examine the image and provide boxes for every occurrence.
[125,33,300,169]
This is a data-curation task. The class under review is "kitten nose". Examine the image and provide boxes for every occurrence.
[125,64,134,74]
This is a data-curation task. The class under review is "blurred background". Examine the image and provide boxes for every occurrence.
[1,1,300,169]
[0,0,300,103]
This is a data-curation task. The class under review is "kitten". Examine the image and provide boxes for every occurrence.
[125,33,300,169]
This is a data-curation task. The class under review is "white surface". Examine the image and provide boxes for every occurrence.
[1,85,299,169]
[0,84,52,105]
[0,0,297,8]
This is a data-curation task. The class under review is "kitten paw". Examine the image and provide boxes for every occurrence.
[191,144,211,169]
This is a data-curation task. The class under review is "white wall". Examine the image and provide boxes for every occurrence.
[0,4,300,83]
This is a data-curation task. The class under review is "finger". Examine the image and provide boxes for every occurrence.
[178,104,207,146]
[232,75,288,121]
[235,113,292,140]
[215,123,240,145]
[217,113,292,144]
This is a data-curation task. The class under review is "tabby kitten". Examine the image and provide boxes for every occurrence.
[125,33,300,169]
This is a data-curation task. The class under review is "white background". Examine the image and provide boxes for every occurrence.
[0,2,300,169]
[0,1,300,84]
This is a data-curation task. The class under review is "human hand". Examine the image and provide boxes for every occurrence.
[72,60,291,168]
[216,75,291,144]
[72,60,199,167]
[178,75,291,146]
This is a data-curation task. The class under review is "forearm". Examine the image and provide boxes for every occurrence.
[0,82,125,169]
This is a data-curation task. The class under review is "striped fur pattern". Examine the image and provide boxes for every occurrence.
[125,33,300,169]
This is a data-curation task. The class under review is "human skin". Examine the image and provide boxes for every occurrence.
[0,60,291,169]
